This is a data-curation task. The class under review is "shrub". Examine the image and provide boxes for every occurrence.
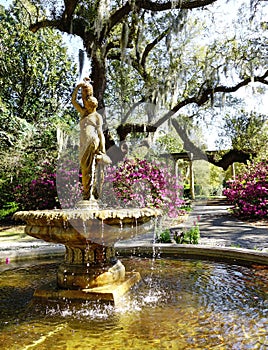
[223,161,268,218]
[157,229,172,243]
[157,225,200,244]
[174,225,200,244]
[14,162,59,210]
[56,157,82,208]
[14,159,82,210]
[0,202,19,221]
[103,158,185,217]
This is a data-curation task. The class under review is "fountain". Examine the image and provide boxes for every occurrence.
[8,80,268,348]
[14,79,161,304]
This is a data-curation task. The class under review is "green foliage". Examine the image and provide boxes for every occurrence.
[157,224,200,244]
[193,160,210,198]
[104,3,267,122]
[0,3,77,151]
[184,162,225,198]
[218,110,268,154]
[0,3,77,208]
[174,225,200,245]
[157,229,172,243]
[180,204,192,212]
[0,151,37,207]
[156,133,183,153]
[0,202,19,221]
[13,0,268,167]
[208,164,225,196]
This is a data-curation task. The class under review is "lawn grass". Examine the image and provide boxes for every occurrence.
[0,225,25,240]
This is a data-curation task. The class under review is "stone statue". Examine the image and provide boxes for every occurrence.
[72,78,111,202]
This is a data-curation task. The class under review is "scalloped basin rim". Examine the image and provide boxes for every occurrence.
[14,207,163,222]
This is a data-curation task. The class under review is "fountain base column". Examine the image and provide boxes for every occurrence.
[57,244,127,289]
[34,272,141,305]
[13,207,161,304]
[57,260,126,289]
[33,243,141,305]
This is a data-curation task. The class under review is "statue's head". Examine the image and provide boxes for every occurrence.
[84,96,98,112]
[81,77,93,103]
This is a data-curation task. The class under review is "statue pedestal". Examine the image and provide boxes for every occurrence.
[33,272,141,305]
[57,259,126,289]
[36,243,140,305]
[76,199,99,209]
[34,244,141,305]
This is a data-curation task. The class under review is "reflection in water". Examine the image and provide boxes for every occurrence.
[0,258,267,349]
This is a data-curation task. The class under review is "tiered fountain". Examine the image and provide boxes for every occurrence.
[6,80,268,349]
[14,79,161,304]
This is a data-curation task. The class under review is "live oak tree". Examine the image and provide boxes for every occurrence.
[14,0,268,168]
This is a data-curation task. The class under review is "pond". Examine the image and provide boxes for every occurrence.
[0,257,267,349]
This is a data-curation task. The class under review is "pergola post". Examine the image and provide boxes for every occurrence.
[231,162,236,180]
[189,153,195,200]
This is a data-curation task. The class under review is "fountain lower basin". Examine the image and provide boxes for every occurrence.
[14,207,161,303]
[1,256,268,349]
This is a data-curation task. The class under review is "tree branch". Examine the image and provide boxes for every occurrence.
[103,0,217,40]
[154,69,268,128]
[171,118,207,160]
[30,19,62,33]
[117,123,157,141]
[0,131,14,146]
[121,98,146,124]
[171,119,254,169]
[30,0,86,37]
[141,28,171,68]
[206,149,255,170]
[63,0,80,19]
[137,0,217,11]
[29,0,219,47]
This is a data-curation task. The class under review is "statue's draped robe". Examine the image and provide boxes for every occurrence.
[79,112,101,200]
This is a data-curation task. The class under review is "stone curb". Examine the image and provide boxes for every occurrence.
[1,240,268,266]
[0,244,65,264]
[116,243,268,266]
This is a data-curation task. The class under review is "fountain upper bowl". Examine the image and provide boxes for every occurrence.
[14,207,162,247]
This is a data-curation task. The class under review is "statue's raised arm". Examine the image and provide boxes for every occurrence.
[71,78,93,116]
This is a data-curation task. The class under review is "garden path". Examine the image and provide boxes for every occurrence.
[193,199,268,251]
[116,198,268,251]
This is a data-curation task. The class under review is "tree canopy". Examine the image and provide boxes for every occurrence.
[0,4,77,151]
[10,0,268,167]
[0,2,77,207]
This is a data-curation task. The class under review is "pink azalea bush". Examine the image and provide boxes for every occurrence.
[56,158,82,208]
[103,158,185,217]
[14,162,59,210]
[14,159,82,210]
[223,161,268,218]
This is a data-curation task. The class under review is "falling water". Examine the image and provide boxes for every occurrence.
[143,217,162,304]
